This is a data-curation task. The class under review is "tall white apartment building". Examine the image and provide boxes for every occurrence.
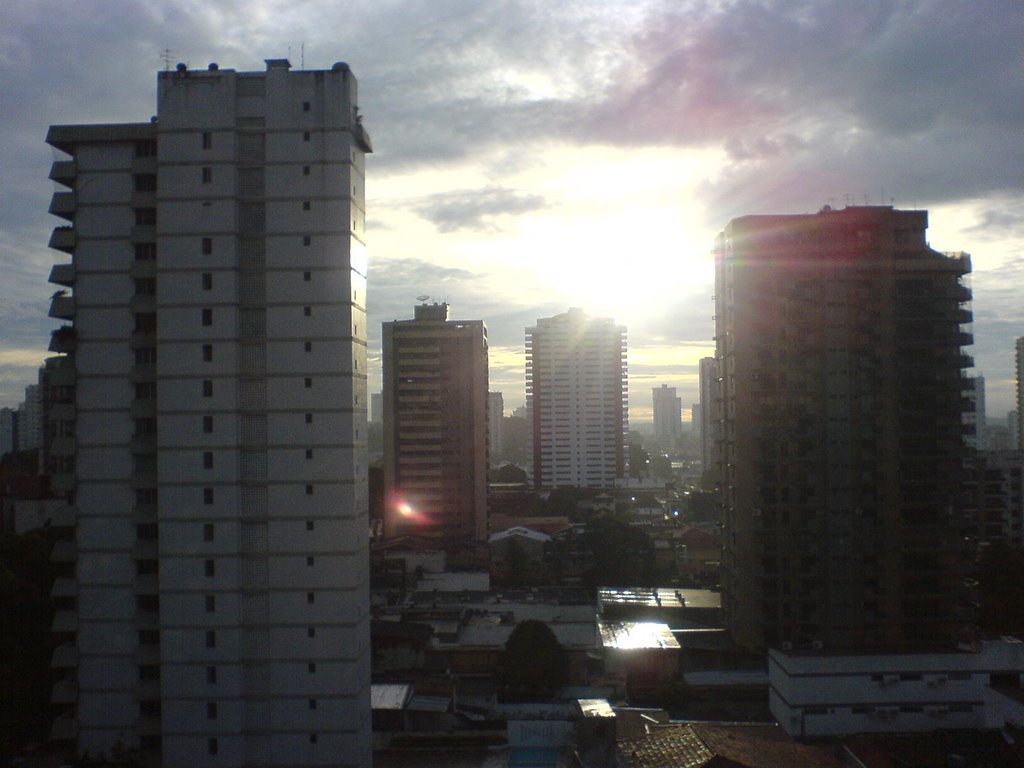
[45,60,372,766]
[525,308,627,489]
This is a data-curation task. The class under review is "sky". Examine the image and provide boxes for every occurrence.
[2,0,1023,424]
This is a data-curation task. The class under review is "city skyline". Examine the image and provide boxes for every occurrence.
[2,1,1023,421]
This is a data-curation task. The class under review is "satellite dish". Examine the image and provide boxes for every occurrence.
[416,295,430,302]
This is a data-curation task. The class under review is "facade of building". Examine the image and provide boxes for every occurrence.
[715,206,973,653]
[45,60,372,766]
[769,639,1024,739]
[525,308,627,490]
[488,391,505,459]
[369,392,383,424]
[965,374,986,450]
[1017,338,1024,450]
[382,303,489,544]
[0,407,17,456]
[652,384,682,450]
[697,357,719,477]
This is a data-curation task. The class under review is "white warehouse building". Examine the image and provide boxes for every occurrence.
[45,59,372,767]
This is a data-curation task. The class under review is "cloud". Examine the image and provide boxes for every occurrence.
[411,187,548,232]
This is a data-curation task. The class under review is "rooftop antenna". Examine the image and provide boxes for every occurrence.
[160,49,174,71]
[416,294,430,304]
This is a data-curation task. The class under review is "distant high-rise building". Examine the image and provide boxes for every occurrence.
[382,303,489,543]
[1016,338,1024,450]
[45,60,372,765]
[370,392,383,424]
[526,308,627,489]
[17,382,41,451]
[715,206,973,652]
[698,358,719,477]
[489,392,504,458]
[0,407,17,456]
[652,384,682,450]
[1009,410,1020,451]
[690,403,701,437]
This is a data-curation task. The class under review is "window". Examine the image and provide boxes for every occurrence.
[306,556,314,566]
[303,165,311,176]
[135,139,157,158]
[303,235,311,246]
[305,413,313,424]
[303,271,311,281]
[308,699,317,710]
[136,559,159,575]
[203,452,214,469]
[203,344,213,362]
[205,595,215,612]
[208,738,218,756]
[139,664,160,681]
[205,559,215,577]
[202,237,213,255]
[306,484,314,495]
[202,308,213,326]
[308,662,316,673]
[307,627,316,638]
[203,415,214,433]
[307,592,315,604]
[202,131,212,150]
[136,488,157,504]
[134,243,156,260]
[304,378,312,388]
[304,306,312,316]
[303,101,311,112]
[136,594,159,612]
[305,449,313,459]
[202,272,212,290]
[136,523,157,540]
[304,342,312,352]
[202,380,213,398]
[135,382,156,400]
[207,702,218,720]
[309,734,317,745]
[135,208,156,225]
[202,167,212,184]
[203,523,214,542]
[134,174,157,192]
[206,666,217,684]
[205,630,216,648]
[139,630,160,645]
[140,700,161,717]
[306,520,314,531]
[303,131,310,141]
[303,200,311,211]
[203,487,214,505]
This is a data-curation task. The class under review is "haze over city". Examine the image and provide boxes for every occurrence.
[2,0,1022,420]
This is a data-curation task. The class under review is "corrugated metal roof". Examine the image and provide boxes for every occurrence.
[371,683,412,711]
[599,622,681,650]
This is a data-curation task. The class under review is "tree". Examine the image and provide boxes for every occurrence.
[489,463,528,484]
[497,619,568,702]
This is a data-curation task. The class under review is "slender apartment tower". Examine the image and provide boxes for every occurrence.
[652,384,682,450]
[715,206,973,653]
[45,60,372,766]
[1016,338,1024,450]
[526,308,627,489]
[698,357,720,479]
[382,303,489,544]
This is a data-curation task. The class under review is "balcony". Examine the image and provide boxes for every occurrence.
[49,226,76,253]
[130,294,156,314]
[130,330,156,348]
[51,577,78,598]
[51,678,78,704]
[51,642,78,669]
[51,540,77,562]
[130,363,157,383]
[131,471,158,489]
[131,434,157,454]
[50,435,77,457]
[130,400,157,419]
[959,354,975,369]
[49,191,76,221]
[49,294,76,320]
[958,331,974,346]
[50,716,78,742]
[129,259,157,279]
[47,365,76,387]
[50,401,76,422]
[51,610,78,633]
[49,159,76,186]
[130,224,156,243]
[51,472,75,495]
[131,155,156,174]
[49,326,76,353]
[49,262,76,287]
[131,191,156,209]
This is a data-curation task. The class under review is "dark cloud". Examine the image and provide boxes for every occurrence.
[412,187,548,232]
